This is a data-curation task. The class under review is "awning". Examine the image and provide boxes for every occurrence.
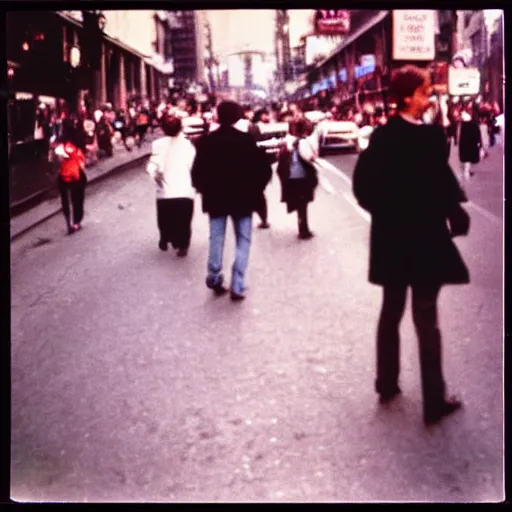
[55,11,148,61]
[316,11,390,69]
[144,57,174,75]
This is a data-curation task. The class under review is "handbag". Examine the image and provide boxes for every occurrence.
[447,203,470,237]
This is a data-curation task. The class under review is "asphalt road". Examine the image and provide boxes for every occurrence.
[10,154,503,502]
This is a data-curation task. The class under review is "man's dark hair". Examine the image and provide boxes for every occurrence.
[289,118,310,138]
[217,101,243,126]
[253,108,269,123]
[161,114,182,137]
[390,64,428,111]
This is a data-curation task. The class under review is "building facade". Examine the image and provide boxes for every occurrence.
[167,10,204,89]
[456,10,504,109]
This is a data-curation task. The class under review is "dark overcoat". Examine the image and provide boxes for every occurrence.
[191,126,272,218]
[458,119,482,164]
[276,139,318,212]
[352,116,470,286]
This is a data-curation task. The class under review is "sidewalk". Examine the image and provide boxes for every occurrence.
[10,130,163,241]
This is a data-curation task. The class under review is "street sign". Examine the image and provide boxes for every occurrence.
[392,10,436,61]
[448,66,480,96]
[315,10,350,35]
[361,54,376,68]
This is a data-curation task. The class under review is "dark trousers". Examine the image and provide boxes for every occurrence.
[136,125,148,146]
[58,176,86,228]
[157,198,194,250]
[297,201,311,235]
[255,193,268,224]
[375,284,446,412]
[119,128,132,150]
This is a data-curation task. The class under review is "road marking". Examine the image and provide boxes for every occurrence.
[315,158,369,222]
[316,158,352,185]
[318,175,336,195]
[341,192,371,223]
[316,158,502,228]
[466,201,502,226]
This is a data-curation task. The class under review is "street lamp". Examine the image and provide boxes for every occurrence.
[70,46,81,68]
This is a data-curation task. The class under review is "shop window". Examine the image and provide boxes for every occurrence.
[8,98,36,145]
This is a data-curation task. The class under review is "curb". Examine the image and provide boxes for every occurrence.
[10,151,151,242]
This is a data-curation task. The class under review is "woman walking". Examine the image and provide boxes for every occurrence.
[458,105,482,187]
[146,112,196,257]
[55,120,87,235]
[276,118,318,239]
[352,65,470,425]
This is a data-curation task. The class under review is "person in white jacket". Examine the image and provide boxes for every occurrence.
[276,119,319,239]
[146,113,196,257]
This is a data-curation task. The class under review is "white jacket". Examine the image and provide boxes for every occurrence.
[283,134,318,162]
[146,134,196,200]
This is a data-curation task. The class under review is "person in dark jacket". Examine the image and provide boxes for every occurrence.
[242,106,270,229]
[276,118,318,239]
[458,106,482,186]
[191,101,272,301]
[352,65,470,426]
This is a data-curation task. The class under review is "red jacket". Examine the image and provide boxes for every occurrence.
[59,143,85,182]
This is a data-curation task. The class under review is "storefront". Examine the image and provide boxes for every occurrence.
[306,11,392,110]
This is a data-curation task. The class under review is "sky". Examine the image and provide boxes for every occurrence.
[204,10,315,60]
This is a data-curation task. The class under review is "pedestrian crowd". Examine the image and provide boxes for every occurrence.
[51,65,490,425]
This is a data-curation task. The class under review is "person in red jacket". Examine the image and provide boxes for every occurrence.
[56,120,87,234]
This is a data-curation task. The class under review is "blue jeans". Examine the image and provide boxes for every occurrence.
[206,215,252,295]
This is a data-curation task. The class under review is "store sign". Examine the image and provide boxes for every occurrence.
[360,55,376,68]
[355,63,376,79]
[312,79,330,95]
[393,10,436,61]
[315,10,350,35]
[448,66,480,95]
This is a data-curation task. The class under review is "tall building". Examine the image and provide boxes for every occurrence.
[167,10,204,88]
[455,10,504,108]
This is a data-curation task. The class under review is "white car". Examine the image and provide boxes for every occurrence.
[304,110,327,126]
[256,122,289,161]
[316,120,360,154]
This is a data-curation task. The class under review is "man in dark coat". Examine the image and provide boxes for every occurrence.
[352,65,470,426]
[191,101,272,301]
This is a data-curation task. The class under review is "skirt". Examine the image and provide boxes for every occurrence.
[156,198,194,249]
[285,178,313,213]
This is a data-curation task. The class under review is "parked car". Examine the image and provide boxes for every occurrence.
[304,110,327,126]
[316,120,360,155]
[256,122,289,162]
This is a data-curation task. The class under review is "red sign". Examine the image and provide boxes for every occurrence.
[315,10,350,35]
